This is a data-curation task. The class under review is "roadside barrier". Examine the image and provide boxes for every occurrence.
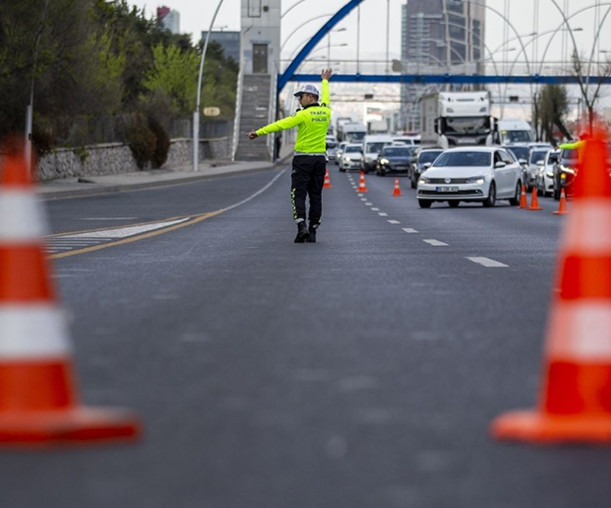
[0,141,141,447]
[519,184,528,209]
[528,187,542,211]
[358,171,368,193]
[491,125,611,443]
[553,188,569,215]
[392,178,402,196]
[323,168,331,189]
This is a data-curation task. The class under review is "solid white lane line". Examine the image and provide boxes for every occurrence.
[423,239,448,246]
[467,257,508,268]
[387,220,400,224]
[402,228,418,233]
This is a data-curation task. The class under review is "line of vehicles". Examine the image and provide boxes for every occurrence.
[327,90,602,208]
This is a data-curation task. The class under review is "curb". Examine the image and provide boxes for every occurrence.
[39,156,292,200]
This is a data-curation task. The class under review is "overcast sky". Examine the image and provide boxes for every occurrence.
[129,0,611,119]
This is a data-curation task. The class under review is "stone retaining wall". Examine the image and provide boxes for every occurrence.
[35,137,231,181]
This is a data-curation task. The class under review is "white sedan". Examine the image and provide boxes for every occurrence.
[417,147,523,208]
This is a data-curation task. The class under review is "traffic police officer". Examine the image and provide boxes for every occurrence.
[247,68,333,243]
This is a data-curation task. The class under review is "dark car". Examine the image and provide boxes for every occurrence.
[552,146,578,200]
[552,143,611,200]
[408,147,444,188]
[375,145,416,176]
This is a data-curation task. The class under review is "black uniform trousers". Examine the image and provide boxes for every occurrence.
[291,154,326,225]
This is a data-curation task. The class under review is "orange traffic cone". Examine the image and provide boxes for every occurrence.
[0,141,141,446]
[553,188,569,215]
[519,184,528,209]
[491,126,611,443]
[357,171,368,193]
[528,187,542,211]
[323,168,331,189]
[392,178,402,196]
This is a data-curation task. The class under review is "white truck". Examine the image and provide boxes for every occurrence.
[340,122,367,143]
[419,91,496,149]
[494,118,535,145]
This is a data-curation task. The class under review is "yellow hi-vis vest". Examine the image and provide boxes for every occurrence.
[256,79,330,154]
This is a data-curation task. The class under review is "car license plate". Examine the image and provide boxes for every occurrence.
[435,186,459,192]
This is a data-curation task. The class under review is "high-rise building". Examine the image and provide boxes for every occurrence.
[400,0,485,132]
[157,6,180,34]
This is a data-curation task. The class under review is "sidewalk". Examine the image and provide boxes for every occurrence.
[39,153,293,200]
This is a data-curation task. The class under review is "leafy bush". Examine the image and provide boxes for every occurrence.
[125,114,156,169]
[147,115,170,168]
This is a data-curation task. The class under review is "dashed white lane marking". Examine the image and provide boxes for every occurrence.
[402,228,418,233]
[387,220,400,224]
[365,202,373,206]
[467,256,508,268]
[360,198,367,201]
[371,207,380,211]
[423,239,448,246]
[378,212,388,217]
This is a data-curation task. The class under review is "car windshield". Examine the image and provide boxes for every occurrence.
[365,142,386,153]
[561,148,577,161]
[434,151,491,167]
[530,150,548,163]
[506,146,529,160]
[500,130,533,144]
[326,142,337,149]
[382,147,412,156]
[345,145,361,153]
[419,151,443,163]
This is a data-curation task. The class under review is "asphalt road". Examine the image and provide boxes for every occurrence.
[1,166,610,508]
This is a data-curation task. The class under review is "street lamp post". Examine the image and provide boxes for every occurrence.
[193,0,224,172]
[327,27,347,66]
[25,0,49,171]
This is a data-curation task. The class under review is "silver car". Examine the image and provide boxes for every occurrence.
[417,147,523,208]
[526,148,550,190]
[339,143,363,172]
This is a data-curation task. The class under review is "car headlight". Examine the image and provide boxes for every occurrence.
[343,156,351,163]
[418,177,430,184]
[546,171,554,178]
[365,157,373,163]
[379,158,389,165]
[466,176,485,184]
[560,165,576,175]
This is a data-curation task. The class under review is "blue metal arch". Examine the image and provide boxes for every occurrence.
[289,73,611,85]
[277,0,364,93]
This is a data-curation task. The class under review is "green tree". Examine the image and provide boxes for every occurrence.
[536,84,571,143]
[198,42,239,121]
[142,43,199,115]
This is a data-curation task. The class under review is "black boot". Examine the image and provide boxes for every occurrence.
[294,221,310,243]
[306,223,318,243]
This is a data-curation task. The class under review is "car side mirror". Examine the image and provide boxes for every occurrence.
[518,158,527,165]
[423,162,432,169]
[494,161,506,169]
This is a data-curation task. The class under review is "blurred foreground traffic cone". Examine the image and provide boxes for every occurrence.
[491,125,611,443]
[528,187,542,211]
[519,184,528,209]
[553,188,569,215]
[357,171,368,193]
[323,168,331,189]
[0,141,141,446]
[392,178,402,196]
